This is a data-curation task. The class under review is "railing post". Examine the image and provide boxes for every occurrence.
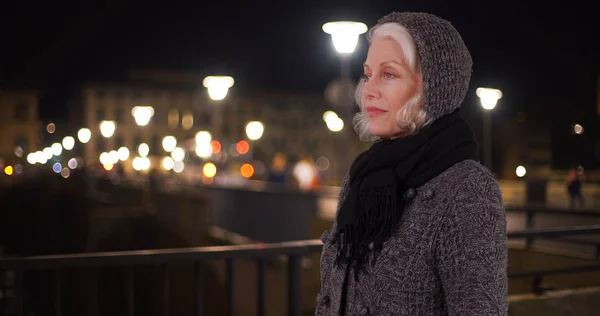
[195,261,204,316]
[256,257,265,316]
[162,264,170,316]
[225,258,234,316]
[126,266,134,316]
[288,255,302,316]
[16,270,23,316]
[525,210,535,248]
[55,270,62,316]
[90,269,98,316]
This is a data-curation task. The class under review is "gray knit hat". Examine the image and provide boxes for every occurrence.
[375,12,473,121]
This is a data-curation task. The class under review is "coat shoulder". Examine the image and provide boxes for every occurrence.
[424,159,502,206]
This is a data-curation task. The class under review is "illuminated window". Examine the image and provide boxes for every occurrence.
[182,112,194,130]
[168,109,179,129]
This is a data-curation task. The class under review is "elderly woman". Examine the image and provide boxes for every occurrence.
[316,12,508,316]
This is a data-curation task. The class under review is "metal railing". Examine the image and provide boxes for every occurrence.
[3,225,600,315]
[0,240,323,316]
[505,206,600,248]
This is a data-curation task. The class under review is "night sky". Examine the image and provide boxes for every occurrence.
[1,0,599,124]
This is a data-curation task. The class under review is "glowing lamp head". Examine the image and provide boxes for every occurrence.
[322,21,368,54]
[131,106,155,126]
[476,87,503,110]
[203,76,235,100]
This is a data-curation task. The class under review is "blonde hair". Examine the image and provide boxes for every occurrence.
[353,22,431,141]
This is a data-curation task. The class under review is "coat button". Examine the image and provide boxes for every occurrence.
[317,293,330,306]
[403,188,416,201]
[423,189,435,200]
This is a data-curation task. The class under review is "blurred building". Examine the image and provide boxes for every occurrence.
[74,70,365,183]
[494,113,552,179]
[0,89,41,168]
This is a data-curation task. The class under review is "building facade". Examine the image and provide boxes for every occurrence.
[77,70,366,184]
[0,89,41,169]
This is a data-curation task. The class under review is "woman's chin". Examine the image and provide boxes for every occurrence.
[368,126,389,138]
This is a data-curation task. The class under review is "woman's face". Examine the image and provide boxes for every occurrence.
[362,37,422,139]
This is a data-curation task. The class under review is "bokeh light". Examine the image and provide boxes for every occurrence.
[203,162,217,178]
[4,166,13,176]
[78,128,91,143]
[68,158,78,169]
[62,136,75,150]
[236,140,250,155]
[52,163,62,173]
[240,163,254,178]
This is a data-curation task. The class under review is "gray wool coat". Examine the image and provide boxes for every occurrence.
[315,160,508,316]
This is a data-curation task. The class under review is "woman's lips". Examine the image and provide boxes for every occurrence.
[367,106,387,117]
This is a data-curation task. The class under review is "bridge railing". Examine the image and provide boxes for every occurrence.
[0,240,322,316]
[3,226,600,315]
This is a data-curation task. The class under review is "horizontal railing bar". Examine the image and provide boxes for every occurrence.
[507,225,600,239]
[505,206,600,216]
[3,226,600,271]
[509,264,600,278]
[0,240,324,270]
[535,236,600,245]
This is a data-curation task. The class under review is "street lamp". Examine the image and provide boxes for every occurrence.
[203,76,234,139]
[131,106,155,126]
[476,87,502,172]
[322,21,368,55]
[323,21,367,93]
[322,21,366,184]
[203,76,234,101]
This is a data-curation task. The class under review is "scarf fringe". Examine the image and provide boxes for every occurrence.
[334,185,402,278]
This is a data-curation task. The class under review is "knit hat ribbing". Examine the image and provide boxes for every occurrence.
[375,12,473,121]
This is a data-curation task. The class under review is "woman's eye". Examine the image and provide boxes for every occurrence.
[384,73,396,79]
[361,74,370,81]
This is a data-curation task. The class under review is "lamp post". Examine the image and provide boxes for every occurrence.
[322,21,368,116]
[476,87,503,172]
[203,76,234,139]
[322,21,367,183]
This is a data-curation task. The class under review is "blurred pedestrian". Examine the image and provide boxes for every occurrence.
[566,166,584,209]
[267,152,290,185]
[316,12,507,316]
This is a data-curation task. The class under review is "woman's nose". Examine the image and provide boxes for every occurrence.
[362,79,380,100]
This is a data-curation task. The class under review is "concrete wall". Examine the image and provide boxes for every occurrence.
[207,186,319,243]
[509,286,600,316]
[497,179,600,208]
[86,185,211,251]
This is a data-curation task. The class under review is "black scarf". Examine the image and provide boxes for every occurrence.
[333,110,479,276]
